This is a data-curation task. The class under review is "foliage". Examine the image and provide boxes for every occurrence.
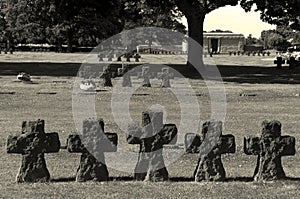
[241,0,300,30]
[3,0,124,51]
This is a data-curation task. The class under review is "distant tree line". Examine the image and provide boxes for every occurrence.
[0,0,184,52]
[0,0,299,56]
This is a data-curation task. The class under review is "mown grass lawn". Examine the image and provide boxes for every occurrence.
[0,53,299,198]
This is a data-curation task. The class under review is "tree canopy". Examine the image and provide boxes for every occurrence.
[0,0,299,54]
[241,0,300,31]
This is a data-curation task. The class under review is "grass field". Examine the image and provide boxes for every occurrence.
[0,53,300,198]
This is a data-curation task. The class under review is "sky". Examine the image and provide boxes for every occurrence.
[182,5,276,38]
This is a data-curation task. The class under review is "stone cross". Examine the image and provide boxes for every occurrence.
[6,119,60,183]
[124,53,131,62]
[67,118,118,182]
[127,111,177,182]
[98,53,104,62]
[99,66,113,87]
[118,64,132,87]
[274,56,285,68]
[288,57,296,69]
[244,120,295,181]
[157,67,174,88]
[185,121,235,181]
[133,53,141,62]
[137,66,151,87]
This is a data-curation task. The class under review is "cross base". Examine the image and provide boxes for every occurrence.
[195,154,226,182]
[17,153,50,183]
[76,152,109,182]
[134,149,169,182]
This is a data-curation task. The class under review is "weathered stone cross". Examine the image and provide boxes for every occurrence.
[244,120,295,181]
[118,64,132,87]
[185,121,235,181]
[157,67,174,88]
[67,118,118,182]
[6,119,60,183]
[137,66,151,87]
[99,66,113,87]
[127,111,177,181]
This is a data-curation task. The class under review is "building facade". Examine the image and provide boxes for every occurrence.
[203,32,245,54]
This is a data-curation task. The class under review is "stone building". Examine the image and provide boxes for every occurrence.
[203,32,245,54]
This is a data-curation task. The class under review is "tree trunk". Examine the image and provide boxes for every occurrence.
[176,0,205,68]
[186,13,205,68]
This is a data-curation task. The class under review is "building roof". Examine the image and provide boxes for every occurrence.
[204,32,245,38]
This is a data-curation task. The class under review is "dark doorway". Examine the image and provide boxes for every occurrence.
[211,39,218,53]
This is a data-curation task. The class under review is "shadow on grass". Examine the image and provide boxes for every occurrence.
[225,177,253,182]
[109,176,135,181]
[286,177,300,181]
[50,176,300,183]
[1,62,299,84]
[170,177,254,182]
[170,177,194,182]
[51,177,76,183]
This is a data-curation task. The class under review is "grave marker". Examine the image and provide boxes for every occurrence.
[288,57,296,69]
[7,119,60,183]
[244,120,295,181]
[98,53,104,62]
[274,57,285,68]
[118,64,132,87]
[67,119,118,182]
[134,53,141,62]
[127,111,177,181]
[100,66,113,87]
[157,67,174,88]
[137,66,151,87]
[185,121,235,181]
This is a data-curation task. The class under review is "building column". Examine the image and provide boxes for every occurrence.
[218,38,222,53]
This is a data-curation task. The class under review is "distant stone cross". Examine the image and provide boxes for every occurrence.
[137,66,151,87]
[275,56,285,68]
[157,67,174,88]
[127,111,177,181]
[6,119,60,183]
[185,121,235,181]
[118,64,132,87]
[100,66,113,87]
[244,120,295,181]
[67,118,118,182]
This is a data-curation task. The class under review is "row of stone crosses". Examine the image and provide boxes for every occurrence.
[80,65,173,89]
[7,110,295,183]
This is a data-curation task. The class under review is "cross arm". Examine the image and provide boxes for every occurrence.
[7,132,60,154]
[127,123,142,145]
[158,124,178,145]
[185,133,201,153]
[279,136,296,156]
[218,134,235,154]
[43,133,61,153]
[244,136,260,155]
[67,135,84,153]
[67,133,118,153]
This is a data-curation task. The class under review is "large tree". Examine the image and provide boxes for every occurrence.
[241,0,300,31]
[4,0,124,52]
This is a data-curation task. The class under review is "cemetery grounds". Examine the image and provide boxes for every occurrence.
[0,52,299,198]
